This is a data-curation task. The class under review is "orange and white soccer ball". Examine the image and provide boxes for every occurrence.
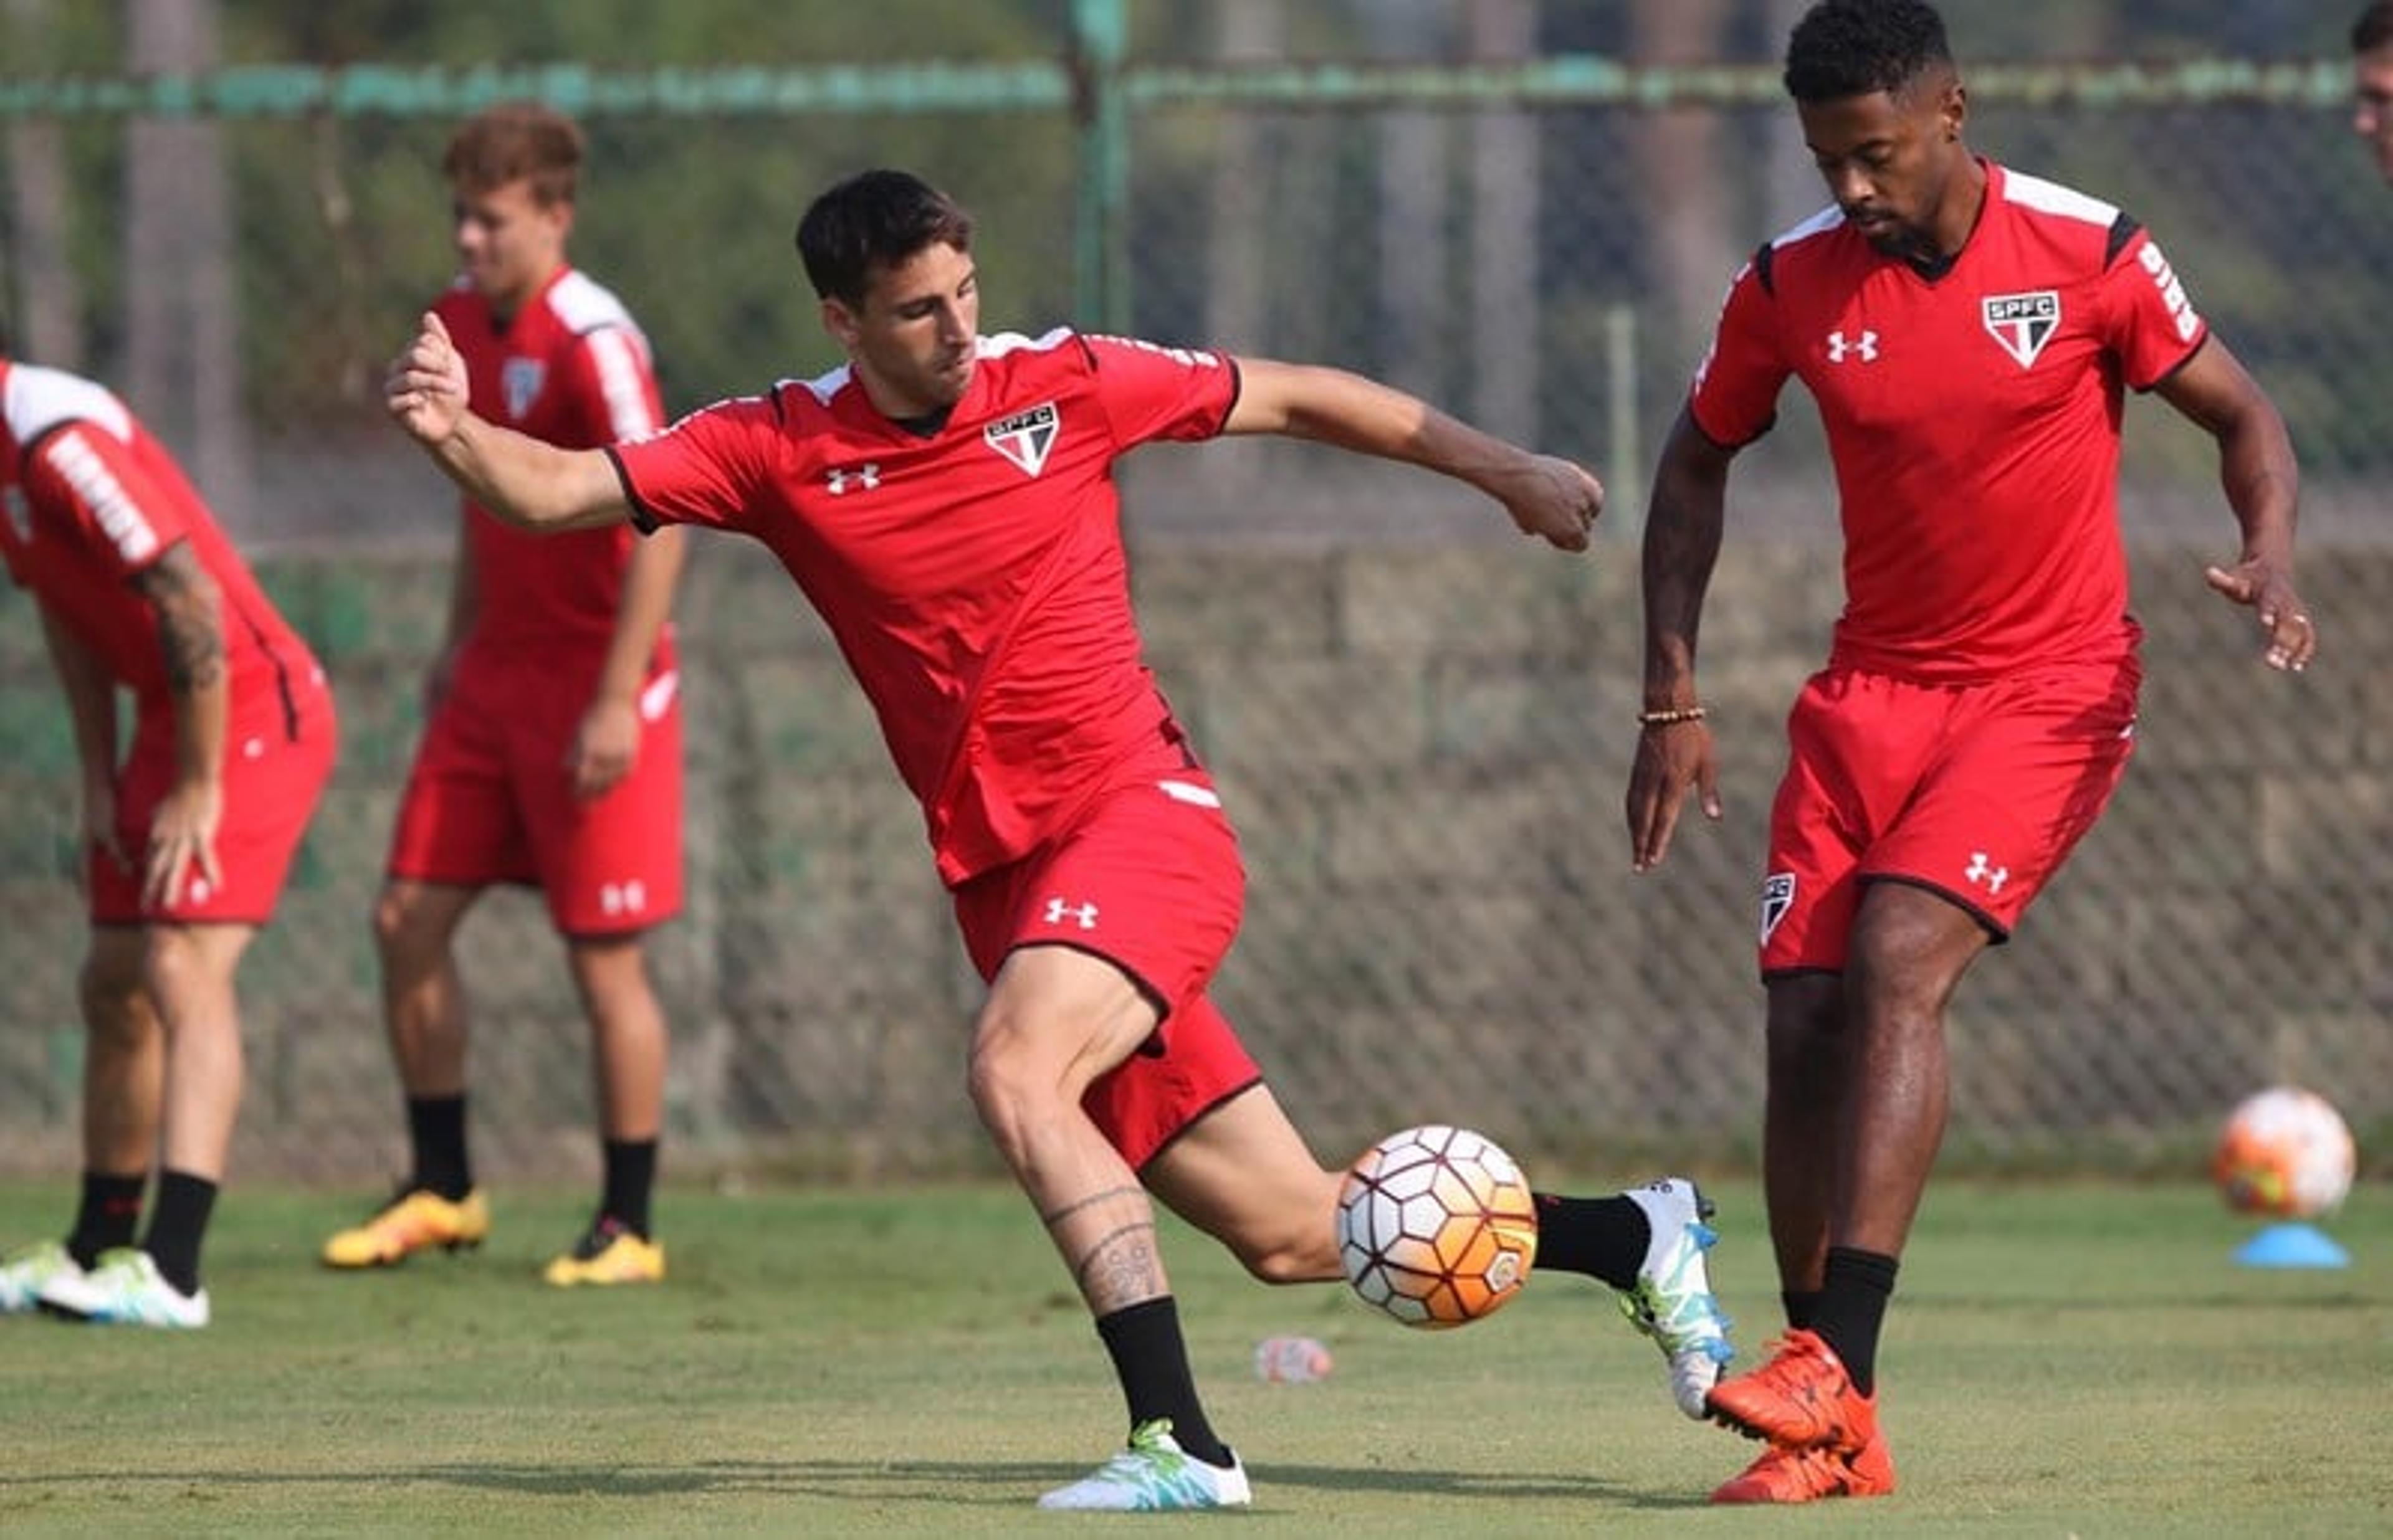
[2212,1087,2357,1220]
[1335,1124,1538,1329]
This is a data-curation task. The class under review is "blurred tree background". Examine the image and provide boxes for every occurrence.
[4,0,2378,543]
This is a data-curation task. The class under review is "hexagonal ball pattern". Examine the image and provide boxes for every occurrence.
[1335,1123,1539,1329]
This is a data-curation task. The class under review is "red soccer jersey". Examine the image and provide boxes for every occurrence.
[436,266,665,659]
[0,360,317,715]
[1689,160,2207,682]
[608,328,1239,883]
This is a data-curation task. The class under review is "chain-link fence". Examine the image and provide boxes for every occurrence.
[2,4,2387,1184]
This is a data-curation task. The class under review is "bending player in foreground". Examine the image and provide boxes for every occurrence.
[386,167,1734,1511]
[0,331,337,1328]
[1625,0,2311,1505]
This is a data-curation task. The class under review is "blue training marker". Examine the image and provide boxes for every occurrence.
[2233,1222,2350,1269]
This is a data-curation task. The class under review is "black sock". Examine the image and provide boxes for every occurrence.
[67,1171,146,1269]
[1094,1298,1230,1467]
[1811,1247,1899,1397]
[600,1138,657,1238]
[141,1170,217,1297]
[406,1095,472,1200]
[1783,1288,1824,1332]
[1531,1192,1647,1291]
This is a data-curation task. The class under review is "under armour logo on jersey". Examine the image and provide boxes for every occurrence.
[1042,896,1099,929]
[502,358,547,419]
[985,402,1060,478]
[1760,872,1797,944]
[1825,330,1879,364]
[600,880,649,916]
[826,463,881,496]
[1982,291,2061,369]
[1963,852,2009,894]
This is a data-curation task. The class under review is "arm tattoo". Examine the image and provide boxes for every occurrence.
[1039,1184,1144,1229]
[131,543,226,694]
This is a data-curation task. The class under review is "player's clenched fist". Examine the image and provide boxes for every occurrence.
[386,310,469,445]
[1499,453,1605,553]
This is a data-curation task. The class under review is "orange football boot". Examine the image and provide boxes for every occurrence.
[1711,1427,1896,1503]
[1704,1328,1877,1450]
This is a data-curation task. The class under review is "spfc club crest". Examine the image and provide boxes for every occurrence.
[1760,872,1797,946]
[983,402,1059,478]
[501,357,547,420]
[1981,290,2060,369]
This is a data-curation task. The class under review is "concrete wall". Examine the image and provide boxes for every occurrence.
[1,534,2382,1182]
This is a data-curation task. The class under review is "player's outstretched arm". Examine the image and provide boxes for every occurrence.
[2155,337,2315,673]
[1626,407,1732,874]
[385,310,631,533]
[1222,357,1602,551]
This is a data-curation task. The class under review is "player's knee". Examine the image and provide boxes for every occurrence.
[371,885,444,965]
[78,952,148,1043]
[963,1037,1039,1155]
[566,933,651,997]
[139,927,215,1006]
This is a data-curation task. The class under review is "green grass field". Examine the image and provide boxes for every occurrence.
[2,1177,2386,1536]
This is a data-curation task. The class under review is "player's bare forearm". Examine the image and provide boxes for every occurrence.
[2158,338,2315,669]
[1233,358,1516,484]
[1640,412,1732,705]
[595,523,687,706]
[1225,358,1600,548]
[36,601,121,789]
[389,308,627,533]
[2158,338,2301,566]
[2214,410,2300,569]
[132,542,229,786]
[427,414,629,534]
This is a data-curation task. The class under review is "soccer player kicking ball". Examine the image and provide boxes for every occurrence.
[1624,0,2312,1505]
[0,331,337,1328]
[385,168,1734,1511]
[321,103,686,1287]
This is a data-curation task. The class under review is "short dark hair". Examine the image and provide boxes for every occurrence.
[2356,3,2393,54]
[795,169,975,309]
[1784,0,1954,105]
[442,100,583,206]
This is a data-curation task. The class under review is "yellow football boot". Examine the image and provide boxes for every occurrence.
[320,1189,490,1268]
[542,1218,665,1287]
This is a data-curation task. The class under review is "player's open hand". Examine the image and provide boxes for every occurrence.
[386,311,469,446]
[568,694,640,801]
[143,778,224,911]
[1502,455,1605,553]
[1625,716,1722,873]
[2202,556,2315,673]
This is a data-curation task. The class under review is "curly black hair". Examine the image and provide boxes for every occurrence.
[1784,0,1953,104]
[2357,3,2393,54]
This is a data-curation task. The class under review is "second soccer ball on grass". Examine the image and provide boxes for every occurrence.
[1335,1124,1538,1328]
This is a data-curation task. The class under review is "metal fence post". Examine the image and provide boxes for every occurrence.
[1070,0,1130,331]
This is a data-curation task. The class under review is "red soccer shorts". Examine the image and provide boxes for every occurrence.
[1760,658,2139,976]
[950,768,1263,1170]
[90,663,337,926]
[386,650,684,936]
